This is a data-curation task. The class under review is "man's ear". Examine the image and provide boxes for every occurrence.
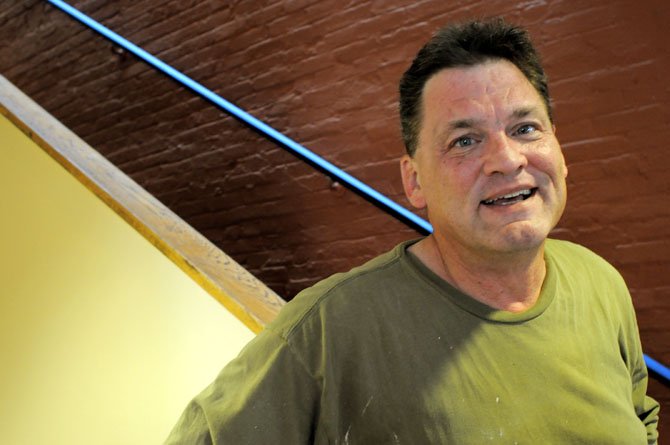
[553,124,569,179]
[400,154,427,209]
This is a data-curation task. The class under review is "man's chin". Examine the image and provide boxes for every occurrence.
[492,224,549,254]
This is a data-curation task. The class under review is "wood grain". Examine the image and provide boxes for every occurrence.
[0,74,285,333]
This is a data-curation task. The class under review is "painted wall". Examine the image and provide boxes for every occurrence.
[0,114,254,444]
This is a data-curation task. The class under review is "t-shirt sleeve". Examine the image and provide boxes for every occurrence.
[164,398,213,445]
[615,274,660,444]
[628,334,660,444]
[627,331,660,444]
[164,329,320,444]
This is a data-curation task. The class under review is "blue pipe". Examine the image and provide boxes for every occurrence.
[45,0,432,235]
[46,0,670,384]
[645,354,670,383]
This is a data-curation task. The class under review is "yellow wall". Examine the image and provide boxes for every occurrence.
[0,114,254,444]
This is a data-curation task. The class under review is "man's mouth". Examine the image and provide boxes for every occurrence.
[481,188,537,206]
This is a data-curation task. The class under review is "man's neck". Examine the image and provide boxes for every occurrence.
[408,235,547,313]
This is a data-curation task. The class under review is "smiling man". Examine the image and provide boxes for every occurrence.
[167,19,659,444]
[400,57,568,314]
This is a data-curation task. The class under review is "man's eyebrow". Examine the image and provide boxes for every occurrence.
[434,119,480,142]
[448,108,539,128]
[435,108,543,140]
[511,107,537,119]
[448,118,479,130]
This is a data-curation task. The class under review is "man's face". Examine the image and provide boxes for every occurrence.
[401,59,568,256]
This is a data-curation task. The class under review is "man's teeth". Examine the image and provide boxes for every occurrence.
[483,189,532,205]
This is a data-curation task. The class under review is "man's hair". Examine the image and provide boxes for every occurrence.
[399,18,552,156]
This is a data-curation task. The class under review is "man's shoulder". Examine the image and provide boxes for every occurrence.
[546,238,625,284]
[268,240,416,338]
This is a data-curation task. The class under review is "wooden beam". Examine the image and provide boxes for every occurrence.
[0,75,285,333]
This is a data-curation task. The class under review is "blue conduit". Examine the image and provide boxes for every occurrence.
[47,0,670,384]
[45,0,432,236]
[646,355,670,383]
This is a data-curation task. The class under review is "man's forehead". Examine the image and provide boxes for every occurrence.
[423,60,535,101]
[420,62,548,130]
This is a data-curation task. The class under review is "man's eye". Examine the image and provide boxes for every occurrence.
[515,124,537,135]
[451,136,476,148]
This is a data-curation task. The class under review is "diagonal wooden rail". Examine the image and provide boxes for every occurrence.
[0,75,285,333]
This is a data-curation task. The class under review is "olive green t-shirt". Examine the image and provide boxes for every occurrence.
[166,239,659,444]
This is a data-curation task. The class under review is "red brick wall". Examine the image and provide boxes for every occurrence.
[2,0,668,434]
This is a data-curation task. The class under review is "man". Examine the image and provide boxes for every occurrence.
[166,18,659,444]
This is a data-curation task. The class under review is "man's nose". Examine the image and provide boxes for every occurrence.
[482,133,527,176]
